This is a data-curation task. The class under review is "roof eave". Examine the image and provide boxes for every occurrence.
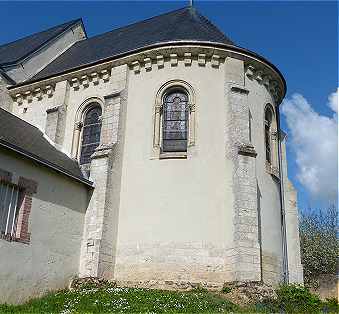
[0,139,93,188]
[9,40,286,99]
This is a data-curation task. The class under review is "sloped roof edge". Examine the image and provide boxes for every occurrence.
[0,18,85,67]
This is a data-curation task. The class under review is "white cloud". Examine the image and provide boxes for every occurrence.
[281,90,338,201]
[328,88,338,115]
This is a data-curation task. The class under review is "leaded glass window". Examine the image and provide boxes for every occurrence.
[265,107,273,163]
[80,105,102,165]
[162,90,189,152]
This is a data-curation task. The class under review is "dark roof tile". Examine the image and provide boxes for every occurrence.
[31,7,235,81]
[0,108,91,186]
[0,19,82,66]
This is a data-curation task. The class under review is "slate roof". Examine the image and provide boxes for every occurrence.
[0,108,92,186]
[30,6,235,81]
[0,19,82,66]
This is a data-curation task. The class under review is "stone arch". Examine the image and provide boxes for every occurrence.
[71,97,104,160]
[153,80,196,156]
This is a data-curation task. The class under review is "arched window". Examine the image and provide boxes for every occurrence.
[264,106,274,164]
[162,89,189,152]
[79,105,102,165]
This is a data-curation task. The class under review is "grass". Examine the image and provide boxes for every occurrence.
[0,285,240,313]
[0,283,337,313]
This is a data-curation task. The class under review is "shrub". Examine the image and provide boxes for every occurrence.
[275,284,322,313]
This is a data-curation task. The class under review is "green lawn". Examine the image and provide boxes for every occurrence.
[0,283,337,314]
[0,286,240,314]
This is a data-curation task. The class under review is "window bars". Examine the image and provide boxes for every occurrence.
[0,182,21,238]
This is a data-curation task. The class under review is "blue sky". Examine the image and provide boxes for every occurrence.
[1,1,337,210]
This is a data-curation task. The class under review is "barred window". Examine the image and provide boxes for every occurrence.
[264,107,273,163]
[80,105,102,165]
[162,90,189,152]
[0,182,22,238]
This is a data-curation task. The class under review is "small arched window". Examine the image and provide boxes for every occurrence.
[264,106,274,163]
[80,105,102,165]
[162,89,189,152]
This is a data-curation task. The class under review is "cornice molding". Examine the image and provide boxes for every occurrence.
[9,44,285,105]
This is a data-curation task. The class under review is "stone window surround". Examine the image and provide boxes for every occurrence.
[152,80,196,159]
[0,169,37,245]
[264,103,279,178]
[71,97,105,161]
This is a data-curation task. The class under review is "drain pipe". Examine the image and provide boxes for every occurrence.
[276,106,289,283]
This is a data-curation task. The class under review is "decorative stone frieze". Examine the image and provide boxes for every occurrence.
[245,64,282,103]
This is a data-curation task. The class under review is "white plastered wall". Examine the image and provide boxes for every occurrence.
[113,58,236,286]
[0,149,89,304]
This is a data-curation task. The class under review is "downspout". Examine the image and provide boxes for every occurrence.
[276,106,289,283]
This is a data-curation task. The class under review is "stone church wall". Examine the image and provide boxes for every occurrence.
[113,55,236,287]
[0,149,89,304]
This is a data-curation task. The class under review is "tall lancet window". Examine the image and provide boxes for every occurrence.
[264,106,273,163]
[162,90,189,152]
[80,105,102,165]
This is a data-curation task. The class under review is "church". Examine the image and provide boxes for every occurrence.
[0,6,303,304]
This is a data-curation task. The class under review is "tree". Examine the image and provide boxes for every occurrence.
[299,205,338,286]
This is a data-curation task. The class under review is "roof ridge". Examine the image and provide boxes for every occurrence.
[189,7,234,44]
[0,18,82,49]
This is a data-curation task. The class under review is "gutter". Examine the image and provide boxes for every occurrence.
[276,106,289,283]
[8,40,287,100]
[0,139,93,188]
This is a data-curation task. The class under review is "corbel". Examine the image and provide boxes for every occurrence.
[184,53,192,66]
[132,61,140,74]
[15,93,23,105]
[71,78,80,90]
[254,70,264,83]
[156,55,164,68]
[245,65,255,78]
[24,91,32,102]
[45,85,54,97]
[262,74,272,87]
[198,54,206,66]
[34,88,43,100]
[170,54,178,66]
[90,72,99,85]
[101,69,110,82]
[81,75,89,87]
[144,57,152,71]
[211,54,220,68]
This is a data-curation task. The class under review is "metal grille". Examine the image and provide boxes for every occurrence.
[80,106,102,165]
[0,182,21,238]
[162,91,189,152]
